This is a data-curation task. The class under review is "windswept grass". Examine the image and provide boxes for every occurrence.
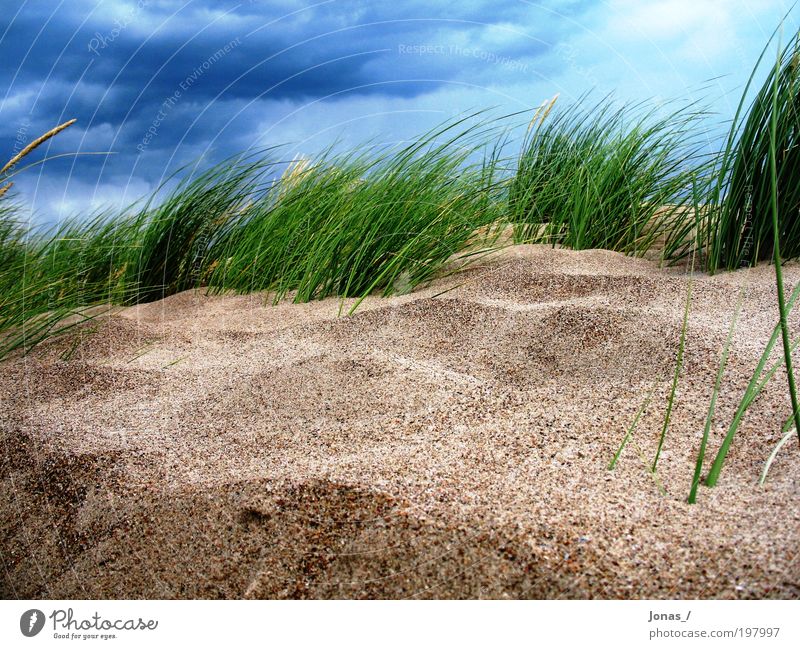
[765,36,800,444]
[703,29,800,489]
[509,94,708,260]
[127,155,273,304]
[0,119,106,357]
[706,31,800,271]
[0,114,506,357]
[0,207,141,358]
[204,115,505,309]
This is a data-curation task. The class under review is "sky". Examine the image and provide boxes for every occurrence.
[0,0,797,223]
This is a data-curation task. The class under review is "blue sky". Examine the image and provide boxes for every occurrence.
[0,0,797,222]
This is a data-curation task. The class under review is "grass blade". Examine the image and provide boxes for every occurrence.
[766,34,800,444]
[688,290,744,503]
[609,382,658,471]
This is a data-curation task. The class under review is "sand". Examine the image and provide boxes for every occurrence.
[2,244,800,599]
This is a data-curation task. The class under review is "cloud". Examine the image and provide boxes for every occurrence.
[0,0,798,222]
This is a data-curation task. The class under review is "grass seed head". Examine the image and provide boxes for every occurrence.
[0,118,77,176]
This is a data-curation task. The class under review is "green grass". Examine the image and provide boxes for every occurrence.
[651,177,702,472]
[607,384,668,497]
[0,205,118,358]
[765,35,800,445]
[704,29,800,489]
[204,115,505,308]
[508,94,709,261]
[704,284,800,487]
[705,30,800,271]
[688,290,744,504]
[608,381,658,471]
[127,155,273,304]
[0,114,507,357]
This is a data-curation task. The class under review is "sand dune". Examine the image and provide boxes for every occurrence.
[2,245,800,598]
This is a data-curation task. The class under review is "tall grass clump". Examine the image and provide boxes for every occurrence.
[125,154,275,304]
[0,206,151,358]
[206,114,504,308]
[509,95,707,260]
[702,30,800,488]
[0,119,113,357]
[706,30,800,271]
[0,115,506,358]
[765,36,800,445]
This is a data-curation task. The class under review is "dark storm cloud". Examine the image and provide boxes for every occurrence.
[1,1,547,132]
[0,0,563,218]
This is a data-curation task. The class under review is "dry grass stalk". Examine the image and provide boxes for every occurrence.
[527,93,559,133]
[280,155,311,184]
[0,118,77,176]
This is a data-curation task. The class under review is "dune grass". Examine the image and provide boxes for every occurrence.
[765,37,800,445]
[608,381,658,471]
[0,119,116,358]
[0,207,139,358]
[652,178,703,473]
[126,155,272,304]
[205,115,505,309]
[703,30,800,490]
[703,283,800,487]
[0,114,507,357]
[508,94,708,260]
[706,31,800,271]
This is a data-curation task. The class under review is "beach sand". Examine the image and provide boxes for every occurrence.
[2,244,799,599]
